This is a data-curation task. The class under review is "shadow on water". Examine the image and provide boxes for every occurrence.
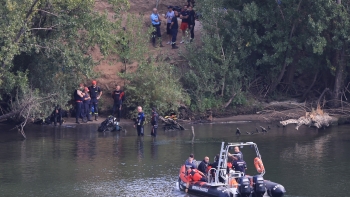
[0,122,349,196]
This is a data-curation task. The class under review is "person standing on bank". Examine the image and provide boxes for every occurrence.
[170,10,179,49]
[74,83,85,124]
[88,80,102,121]
[164,6,175,45]
[112,85,125,121]
[82,87,93,122]
[179,5,189,44]
[188,6,196,42]
[151,107,159,137]
[134,106,145,136]
[150,8,164,48]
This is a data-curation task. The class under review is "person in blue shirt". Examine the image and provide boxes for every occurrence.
[134,106,145,136]
[185,153,197,169]
[150,8,164,47]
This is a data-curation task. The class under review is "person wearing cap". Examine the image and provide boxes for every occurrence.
[150,107,159,137]
[74,83,85,124]
[112,85,125,121]
[82,87,92,122]
[164,6,175,45]
[88,80,102,121]
[134,106,145,136]
[150,8,164,47]
[184,154,197,169]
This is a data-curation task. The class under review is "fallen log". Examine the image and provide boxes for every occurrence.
[280,105,334,130]
[159,116,184,130]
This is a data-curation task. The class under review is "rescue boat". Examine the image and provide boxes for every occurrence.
[178,142,286,197]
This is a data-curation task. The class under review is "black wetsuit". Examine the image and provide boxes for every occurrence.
[198,160,209,174]
[135,112,145,136]
[151,111,158,137]
[88,86,102,119]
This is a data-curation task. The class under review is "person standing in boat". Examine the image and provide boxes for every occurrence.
[134,106,145,136]
[234,146,243,160]
[232,155,247,175]
[198,156,209,174]
[184,153,197,169]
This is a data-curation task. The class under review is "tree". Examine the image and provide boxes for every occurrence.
[0,0,129,135]
[190,0,350,111]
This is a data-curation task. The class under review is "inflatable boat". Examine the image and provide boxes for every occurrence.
[178,142,286,197]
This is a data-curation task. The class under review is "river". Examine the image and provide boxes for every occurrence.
[0,121,349,197]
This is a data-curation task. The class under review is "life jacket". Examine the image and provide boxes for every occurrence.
[89,86,101,98]
[74,90,83,102]
[188,169,202,181]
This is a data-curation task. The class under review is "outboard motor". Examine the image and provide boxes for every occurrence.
[238,177,251,197]
[265,180,286,197]
[253,175,266,197]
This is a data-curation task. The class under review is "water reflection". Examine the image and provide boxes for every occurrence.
[0,123,350,197]
[136,137,144,162]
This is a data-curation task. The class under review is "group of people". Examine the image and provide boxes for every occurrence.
[150,4,196,49]
[183,146,247,188]
[74,82,160,137]
[74,81,102,124]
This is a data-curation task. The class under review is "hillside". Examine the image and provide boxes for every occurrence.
[92,0,201,113]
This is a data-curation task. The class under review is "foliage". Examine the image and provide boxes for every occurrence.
[119,14,190,117]
[189,0,350,111]
[0,0,129,120]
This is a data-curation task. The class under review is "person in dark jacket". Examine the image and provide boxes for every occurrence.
[151,107,158,137]
[112,85,125,121]
[134,106,145,136]
[198,156,210,174]
[170,10,179,49]
[88,80,102,121]
[188,6,196,42]
[232,156,247,175]
[74,83,85,124]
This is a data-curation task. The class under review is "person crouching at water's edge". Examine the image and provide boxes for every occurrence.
[134,106,145,136]
[151,107,158,137]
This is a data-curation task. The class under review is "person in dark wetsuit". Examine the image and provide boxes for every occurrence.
[134,106,145,136]
[82,87,92,122]
[51,105,62,126]
[88,80,102,121]
[198,156,209,174]
[112,85,124,121]
[151,107,158,137]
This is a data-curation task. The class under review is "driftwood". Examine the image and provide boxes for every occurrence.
[159,116,184,130]
[280,105,333,130]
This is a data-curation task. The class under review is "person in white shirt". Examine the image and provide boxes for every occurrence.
[164,6,175,45]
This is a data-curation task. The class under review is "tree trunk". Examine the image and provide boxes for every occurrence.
[332,48,346,107]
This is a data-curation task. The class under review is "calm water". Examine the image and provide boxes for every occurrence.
[0,121,349,197]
